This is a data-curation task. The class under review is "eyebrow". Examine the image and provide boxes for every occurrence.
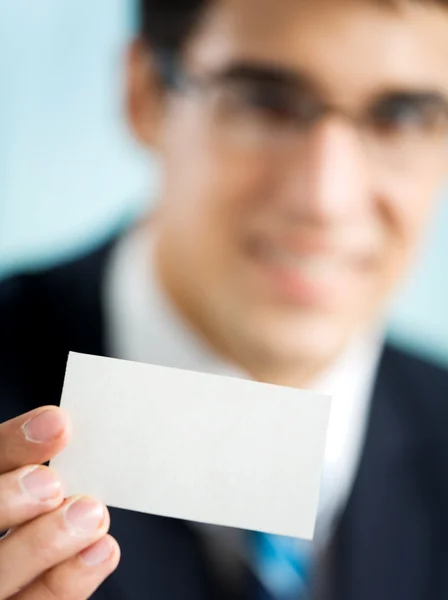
[213,61,312,89]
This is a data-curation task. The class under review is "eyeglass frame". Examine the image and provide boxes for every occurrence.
[153,51,448,168]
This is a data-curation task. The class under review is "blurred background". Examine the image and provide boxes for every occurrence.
[1,0,447,366]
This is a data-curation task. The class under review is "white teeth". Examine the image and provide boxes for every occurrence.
[262,246,343,277]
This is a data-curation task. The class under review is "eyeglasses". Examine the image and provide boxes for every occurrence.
[157,56,448,170]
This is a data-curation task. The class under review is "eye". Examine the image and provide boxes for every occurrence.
[236,83,298,122]
[371,96,448,135]
[224,81,325,131]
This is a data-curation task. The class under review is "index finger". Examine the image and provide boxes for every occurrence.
[0,407,71,474]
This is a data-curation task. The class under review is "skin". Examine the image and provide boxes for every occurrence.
[0,408,120,599]
[129,0,448,386]
[1,1,448,597]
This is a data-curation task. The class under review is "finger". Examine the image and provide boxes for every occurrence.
[0,496,109,599]
[0,465,64,532]
[0,407,71,473]
[13,535,120,600]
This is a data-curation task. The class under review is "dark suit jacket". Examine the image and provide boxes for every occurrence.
[1,236,448,600]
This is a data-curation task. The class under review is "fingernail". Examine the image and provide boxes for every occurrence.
[20,467,62,501]
[22,409,65,443]
[64,497,106,534]
[80,537,114,566]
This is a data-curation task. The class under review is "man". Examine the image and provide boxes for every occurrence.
[1,0,448,598]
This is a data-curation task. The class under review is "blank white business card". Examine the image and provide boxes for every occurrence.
[51,352,331,539]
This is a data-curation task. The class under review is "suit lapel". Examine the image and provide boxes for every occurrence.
[323,346,437,600]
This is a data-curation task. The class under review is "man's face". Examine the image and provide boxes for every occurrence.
[133,0,448,379]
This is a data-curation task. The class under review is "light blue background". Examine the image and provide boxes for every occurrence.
[1,0,447,365]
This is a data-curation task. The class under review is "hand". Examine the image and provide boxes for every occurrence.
[0,407,120,599]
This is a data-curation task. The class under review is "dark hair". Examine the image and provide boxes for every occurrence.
[139,0,209,57]
[139,0,448,58]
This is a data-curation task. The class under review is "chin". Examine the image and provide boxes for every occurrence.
[242,310,354,373]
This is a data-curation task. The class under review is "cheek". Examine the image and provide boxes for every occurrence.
[162,111,272,246]
[376,170,443,286]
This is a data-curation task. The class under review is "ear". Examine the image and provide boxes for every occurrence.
[125,39,165,148]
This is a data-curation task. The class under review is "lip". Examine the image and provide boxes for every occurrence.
[245,237,365,309]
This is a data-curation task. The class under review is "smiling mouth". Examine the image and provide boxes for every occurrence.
[245,236,371,307]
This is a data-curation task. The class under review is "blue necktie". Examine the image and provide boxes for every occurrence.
[249,531,311,599]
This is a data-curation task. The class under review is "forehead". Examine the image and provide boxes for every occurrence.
[187,0,448,101]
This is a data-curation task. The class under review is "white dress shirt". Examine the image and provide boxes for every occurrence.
[103,226,383,590]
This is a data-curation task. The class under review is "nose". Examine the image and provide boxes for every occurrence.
[277,116,369,225]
